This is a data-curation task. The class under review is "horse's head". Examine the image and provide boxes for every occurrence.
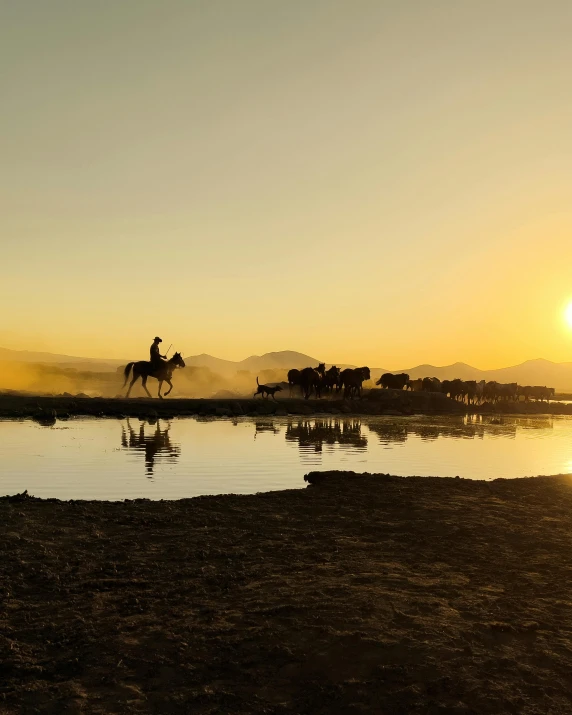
[171,352,186,368]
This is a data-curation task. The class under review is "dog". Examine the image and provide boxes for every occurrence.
[254,377,283,401]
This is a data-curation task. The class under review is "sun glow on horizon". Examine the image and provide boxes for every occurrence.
[564,302,572,330]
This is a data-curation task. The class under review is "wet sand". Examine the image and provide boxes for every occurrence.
[3,472,572,713]
[1,391,570,421]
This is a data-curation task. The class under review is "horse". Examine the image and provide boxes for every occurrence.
[299,363,326,399]
[323,365,341,395]
[287,368,302,397]
[340,366,371,399]
[123,352,186,399]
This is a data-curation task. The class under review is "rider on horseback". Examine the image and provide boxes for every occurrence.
[150,337,167,373]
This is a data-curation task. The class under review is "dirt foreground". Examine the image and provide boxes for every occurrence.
[3,472,572,714]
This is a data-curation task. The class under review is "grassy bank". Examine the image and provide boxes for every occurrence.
[3,473,572,713]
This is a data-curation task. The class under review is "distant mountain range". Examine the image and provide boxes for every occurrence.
[0,347,124,373]
[397,359,572,390]
[1,347,572,390]
[182,351,357,376]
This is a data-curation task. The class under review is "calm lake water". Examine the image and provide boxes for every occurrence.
[1,414,571,500]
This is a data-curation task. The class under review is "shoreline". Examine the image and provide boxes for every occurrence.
[3,472,572,713]
[1,391,571,421]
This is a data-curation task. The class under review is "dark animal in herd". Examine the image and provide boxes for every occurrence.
[254,377,283,401]
[340,367,371,399]
[288,364,325,399]
[123,353,186,399]
[378,373,555,403]
[287,364,370,400]
[377,373,409,390]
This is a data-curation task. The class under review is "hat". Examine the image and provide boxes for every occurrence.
[154,337,162,342]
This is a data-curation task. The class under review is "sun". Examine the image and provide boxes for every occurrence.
[565,301,572,329]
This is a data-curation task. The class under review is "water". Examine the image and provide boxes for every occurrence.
[1,414,571,500]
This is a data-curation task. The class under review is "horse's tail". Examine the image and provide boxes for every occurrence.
[123,362,135,387]
[256,376,259,386]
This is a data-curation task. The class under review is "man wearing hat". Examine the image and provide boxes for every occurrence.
[150,336,167,372]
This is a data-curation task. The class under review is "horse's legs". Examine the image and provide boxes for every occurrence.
[158,381,163,399]
[141,376,153,399]
[164,379,173,396]
[126,375,138,398]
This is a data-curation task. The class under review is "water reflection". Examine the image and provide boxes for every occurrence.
[254,421,281,438]
[367,422,408,444]
[368,415,554,445]
[1,413,569,500]
[285,419,367,452]
[120,418,180,477]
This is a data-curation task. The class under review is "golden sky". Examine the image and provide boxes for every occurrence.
[2,1,572,368]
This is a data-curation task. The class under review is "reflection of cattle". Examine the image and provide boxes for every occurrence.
[376,373,409,390]
[285,419,367,451]
[254,421,280,438]
[368,415,547,442]
[340,367,371,399]
[368,422,408,444]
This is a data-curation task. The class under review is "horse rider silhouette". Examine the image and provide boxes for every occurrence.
[123,338,185,399]
[150,337,167,373]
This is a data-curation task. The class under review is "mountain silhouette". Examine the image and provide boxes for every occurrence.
[390,359,572,390]
[183,350,328,377]
[2,347,572,389]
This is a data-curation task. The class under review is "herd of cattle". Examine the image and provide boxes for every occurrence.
[287,363,556,403]
[287,363,370,400]
[378,373,555,403]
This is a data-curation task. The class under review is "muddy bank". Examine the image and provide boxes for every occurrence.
[3,473,572,713]
[2,390,570,421]
[0,391,460,420]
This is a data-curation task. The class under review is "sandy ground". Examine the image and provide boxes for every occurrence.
[3,472,572,714]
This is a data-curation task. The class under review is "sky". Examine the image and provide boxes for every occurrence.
[2,0,572,368]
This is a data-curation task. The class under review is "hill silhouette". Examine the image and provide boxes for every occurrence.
[0,347,125,374]
[395,359,572,390]
[2,347,572,390]
[182,351,337,377]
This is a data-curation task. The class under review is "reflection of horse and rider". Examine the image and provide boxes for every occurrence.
[121,417,180,476]
[123,337,186,398]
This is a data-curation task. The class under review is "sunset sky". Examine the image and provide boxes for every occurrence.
[2,1,572,368]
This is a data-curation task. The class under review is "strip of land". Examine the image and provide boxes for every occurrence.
[1,391,570,421]
[3,472,572,713]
